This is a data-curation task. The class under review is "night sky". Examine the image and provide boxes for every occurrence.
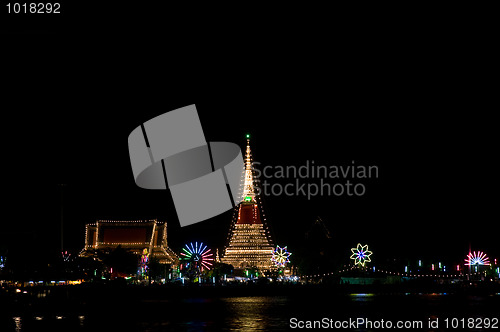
[2,13,498,270]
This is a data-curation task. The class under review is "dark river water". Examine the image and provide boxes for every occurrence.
[1,287,499,331]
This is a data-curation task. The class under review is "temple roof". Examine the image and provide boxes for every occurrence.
[80,219,178,265]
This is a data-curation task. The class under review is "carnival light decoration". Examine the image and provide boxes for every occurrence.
[61,251,71,262]
[350,243,373,266]
[140,248,149,277]
[465,251,490,266]
[180,242,214,271]
[271,245,292,268]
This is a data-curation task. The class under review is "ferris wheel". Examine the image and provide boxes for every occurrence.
[180,242,214,271]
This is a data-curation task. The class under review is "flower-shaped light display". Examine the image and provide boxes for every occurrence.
[350,243,373,266]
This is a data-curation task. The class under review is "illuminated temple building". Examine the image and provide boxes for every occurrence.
[80,219,178,265]
[221,137,275,272]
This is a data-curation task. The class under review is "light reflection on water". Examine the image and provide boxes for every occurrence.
[78,315,85,327]
[5,293,500,331]
[222,297,288,331]
[349,293,375,302]
[12,317,21,332]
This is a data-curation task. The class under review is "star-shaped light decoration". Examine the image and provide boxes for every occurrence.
[350,243,373,266]
[271,245,292,268]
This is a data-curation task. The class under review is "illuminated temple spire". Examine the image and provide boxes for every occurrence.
[242,134,255,202]
[221,135,275,273]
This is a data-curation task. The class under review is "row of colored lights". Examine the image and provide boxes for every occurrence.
[304,247,498,278]
[304,266,492,279]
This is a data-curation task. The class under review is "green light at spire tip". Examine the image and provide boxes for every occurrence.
[246,134,250,139]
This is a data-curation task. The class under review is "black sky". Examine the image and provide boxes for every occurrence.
[2,13,498,267]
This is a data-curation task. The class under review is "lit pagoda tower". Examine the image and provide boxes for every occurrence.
[221,135,275,273]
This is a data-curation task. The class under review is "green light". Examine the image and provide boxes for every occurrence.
[244,196,252,202]
[246,134,250,139]
[182,248,192,258]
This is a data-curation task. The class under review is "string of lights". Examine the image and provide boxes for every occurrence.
[303,266,491,279]
[304,250,497,279]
